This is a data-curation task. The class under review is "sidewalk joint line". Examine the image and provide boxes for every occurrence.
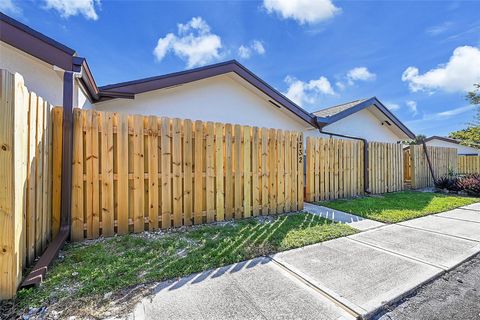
[432,214,480,224]
[456,207,480,213]
[346,237,446,270]
[397,223,480,243]
[270,257,362,319]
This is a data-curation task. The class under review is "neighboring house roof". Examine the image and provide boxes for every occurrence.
[313,97,416,139]
[313,98,368,118]
[99,60,317,126]
[424,136,480,148]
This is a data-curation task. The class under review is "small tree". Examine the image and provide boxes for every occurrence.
[404,134,426,145]
[449,83,480,146]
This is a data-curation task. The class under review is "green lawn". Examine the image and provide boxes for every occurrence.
[15,213,356,309]
[320,191,479,223]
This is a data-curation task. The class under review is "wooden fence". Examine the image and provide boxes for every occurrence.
[305,138,404,202]
[409,145,457,189]
[305,137,364,201]
[368,142,404,194]
[0,70,62,299]
[71,109,304,241]
[458,156,480,174]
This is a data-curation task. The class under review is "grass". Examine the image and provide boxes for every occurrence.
[320,191,479,223]
[14,213,356,310]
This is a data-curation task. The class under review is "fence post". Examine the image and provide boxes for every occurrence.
[60,71,74,230]
[0,71,29,299]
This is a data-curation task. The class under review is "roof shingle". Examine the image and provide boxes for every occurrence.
[313,98,368,118]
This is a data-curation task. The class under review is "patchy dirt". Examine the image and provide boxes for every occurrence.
[374,253,480,320]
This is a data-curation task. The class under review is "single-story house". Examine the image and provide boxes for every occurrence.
[424,136,479,155]
[0,12,415,144]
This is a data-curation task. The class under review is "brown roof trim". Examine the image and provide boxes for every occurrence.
[99,60,317,126]
[1,13,102,102]
[0,12,75,71]
[73,57,100,100]
[424,136,461,144]
[315,97,416,139]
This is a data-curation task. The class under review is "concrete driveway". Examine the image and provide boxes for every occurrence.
[124,204,480,320]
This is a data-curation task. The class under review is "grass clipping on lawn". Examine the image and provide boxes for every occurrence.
[321,191,479,223]
[15,213,356,310]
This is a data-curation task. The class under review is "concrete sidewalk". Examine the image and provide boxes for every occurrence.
[124,204,480,320]
[303,202,385,231]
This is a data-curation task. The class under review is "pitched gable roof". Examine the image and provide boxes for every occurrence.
[99,60,317,126]
[313,97,416,139]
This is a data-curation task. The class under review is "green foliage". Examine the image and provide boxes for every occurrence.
[14,213,356,309]
[467,83,480,106]
[403,134,426,145]
[449,84,480,146]
[449,118,480,146]
[321,191,479,223]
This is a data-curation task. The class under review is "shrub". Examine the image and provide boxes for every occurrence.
[434,175,462,192]
[457,174,480,197]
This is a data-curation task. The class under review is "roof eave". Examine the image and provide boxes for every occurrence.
[316,97,416,140]
[0,13,75,71]
[99,60,317,127]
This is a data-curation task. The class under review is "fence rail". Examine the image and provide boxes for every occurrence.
[0,70,61,299]
[71,109,304,241]
[458,156,480,175]
[409,145,457,189]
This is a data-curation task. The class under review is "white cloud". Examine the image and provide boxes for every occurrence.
[238,45,251,59]
[283,75,334,106]
[237,40,266,59]
[406,100,418,116]
[335,81,346,91]
[0,0,22,15]
[252,40,266,55]
[44,0,100,20]
[426,21,453,36]
[436,104,476,117]
[346,67,376,85]
[153,17,223,68]
[406,105,476,128]
[385,102,400,111]
[263,0,341,25]
[402,46,480,93]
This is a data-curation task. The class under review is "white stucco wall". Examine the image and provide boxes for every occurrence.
[75,79,93,109]
[0,41,64,106]
[306,108,404,143]
[425,139,479,155]
[94,75,310,131]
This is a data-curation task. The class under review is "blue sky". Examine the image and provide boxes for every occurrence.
[2,0,480,137]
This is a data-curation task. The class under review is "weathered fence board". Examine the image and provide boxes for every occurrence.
[409,145,457,189]
[70,109,304,240]
[458,156,480,174]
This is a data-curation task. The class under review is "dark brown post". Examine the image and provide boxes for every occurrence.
[60,71,74,229]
